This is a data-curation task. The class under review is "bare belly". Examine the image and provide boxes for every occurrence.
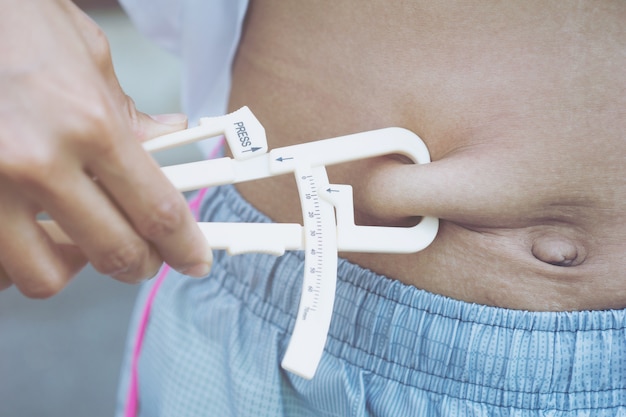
[228,0,626,311]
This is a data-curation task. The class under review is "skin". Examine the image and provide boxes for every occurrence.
[230,0,626,311]
[0,0,212,298]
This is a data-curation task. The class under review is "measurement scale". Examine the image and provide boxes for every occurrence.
[281,164,338,379]
[42,107,439,379]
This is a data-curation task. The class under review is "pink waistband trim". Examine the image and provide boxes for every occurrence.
[124,138,223,417]
[124,187,208,417]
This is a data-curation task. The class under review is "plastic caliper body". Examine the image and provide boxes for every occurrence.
[43,107,439,379]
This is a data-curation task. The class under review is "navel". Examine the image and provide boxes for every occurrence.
[531,232,586,267]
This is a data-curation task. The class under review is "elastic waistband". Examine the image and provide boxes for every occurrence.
[198,185,626,412]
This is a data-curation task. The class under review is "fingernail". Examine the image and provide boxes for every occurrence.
[181,262,212,278]
[150,113,187,125]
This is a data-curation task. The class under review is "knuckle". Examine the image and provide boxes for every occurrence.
[76,100,110,136]
[91,26,112,57]
[72,104,121,156]
[65,1,113,70]
[2,110,117,174]
[0,145,60,189]
[92,240,148,278]
[136,194,187,240]
[80,20,113,68]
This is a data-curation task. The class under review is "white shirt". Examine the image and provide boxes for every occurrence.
[119,0,249,156]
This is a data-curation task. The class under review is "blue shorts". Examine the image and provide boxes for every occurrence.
[116,185,626,417]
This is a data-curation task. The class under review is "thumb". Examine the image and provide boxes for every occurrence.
[131,108,189,143]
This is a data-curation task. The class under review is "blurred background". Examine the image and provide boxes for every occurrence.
[0,1,199,415]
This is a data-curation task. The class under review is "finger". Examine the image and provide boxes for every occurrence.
[38,169,164,283]
[113,72,188,142]
[83,91,210,278]
[127,103,188,143]
[89,137,213,277]
[10,242,88,299]
[0,198,87,298]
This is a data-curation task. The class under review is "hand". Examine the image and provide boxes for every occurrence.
[0,0,212,298]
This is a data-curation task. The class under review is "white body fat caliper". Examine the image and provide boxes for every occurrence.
[44,107,439,380]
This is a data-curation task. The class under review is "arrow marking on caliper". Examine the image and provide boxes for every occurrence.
[242,147,263,153]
